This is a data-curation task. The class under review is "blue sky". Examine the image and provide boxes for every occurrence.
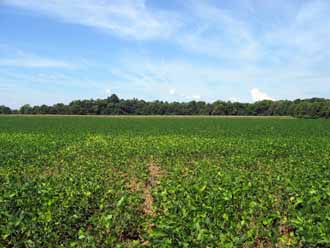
[1,0,330,108]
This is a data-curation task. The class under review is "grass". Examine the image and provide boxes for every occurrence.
[0,116,329,247]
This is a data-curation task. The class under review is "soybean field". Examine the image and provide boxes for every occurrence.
[1,116,330,247]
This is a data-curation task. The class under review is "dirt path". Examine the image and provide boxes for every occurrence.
[142,161,165,217]
[126,160,165,217]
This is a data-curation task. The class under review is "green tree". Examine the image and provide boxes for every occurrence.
[0,105,12,114]
[108,94,120,104]
[19,104,33,114]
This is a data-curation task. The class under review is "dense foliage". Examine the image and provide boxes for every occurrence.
[1,94,330,118]
[1,116,330,247]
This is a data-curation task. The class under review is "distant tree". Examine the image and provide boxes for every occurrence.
[108,94,120,104]
[32,105,41,114]
[69,100,83,115]
[211,101,226,115]
[0,105,12,114]
[251,100,272,115]
[19,104,33,114]
[51,103,68,114]
[40,105,50,114]
[12,94,330,119]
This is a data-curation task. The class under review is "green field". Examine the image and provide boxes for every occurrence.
[1,116,330,247]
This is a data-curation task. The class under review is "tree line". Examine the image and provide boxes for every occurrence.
[1,94,330,118]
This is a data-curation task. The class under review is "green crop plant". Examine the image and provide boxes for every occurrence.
[0,116,330,247]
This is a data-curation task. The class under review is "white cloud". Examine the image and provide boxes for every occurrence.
[5,0,329,66]
[0,58,73,68]
[4,0,261,62]
[2,0,260,62]
[175,1,261,61]
[263,1,330,65]
[0,68,112,108]
[3,0,181,40]
[229,97,239,102]
[192,95,201,100]
[0,49,74,68]
[2,1,330,103]
[250,88,274,102]
[107,56,254,102]
[105,89,112,95]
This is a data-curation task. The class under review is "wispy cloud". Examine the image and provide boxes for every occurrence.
[0,57,73,68]
[1,0,262,62]
[0,48,74,68]
[1,0,330,105]
[4,0,330,65]
[3,0,182,40]
[177,1,261,62]
[106,56,252,102]
[0,68,110,108]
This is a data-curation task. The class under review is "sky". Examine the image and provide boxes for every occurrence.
[1,0,330,108]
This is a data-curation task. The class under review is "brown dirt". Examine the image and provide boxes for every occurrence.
[142,161,165,217]
[42,166,61,177]
[147,162,166,185]
[124,160,165,218]
[277,224,295,247]
[253,237,273,248]
[126,177,142,193]
[142,187,156,217]
[272,189,297,247]
[247,216,274,248]
[120,162,166,245]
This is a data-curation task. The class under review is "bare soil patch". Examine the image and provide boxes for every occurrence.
[142,161,165,217]
[42,166,61,177]
[125,160,165,218]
